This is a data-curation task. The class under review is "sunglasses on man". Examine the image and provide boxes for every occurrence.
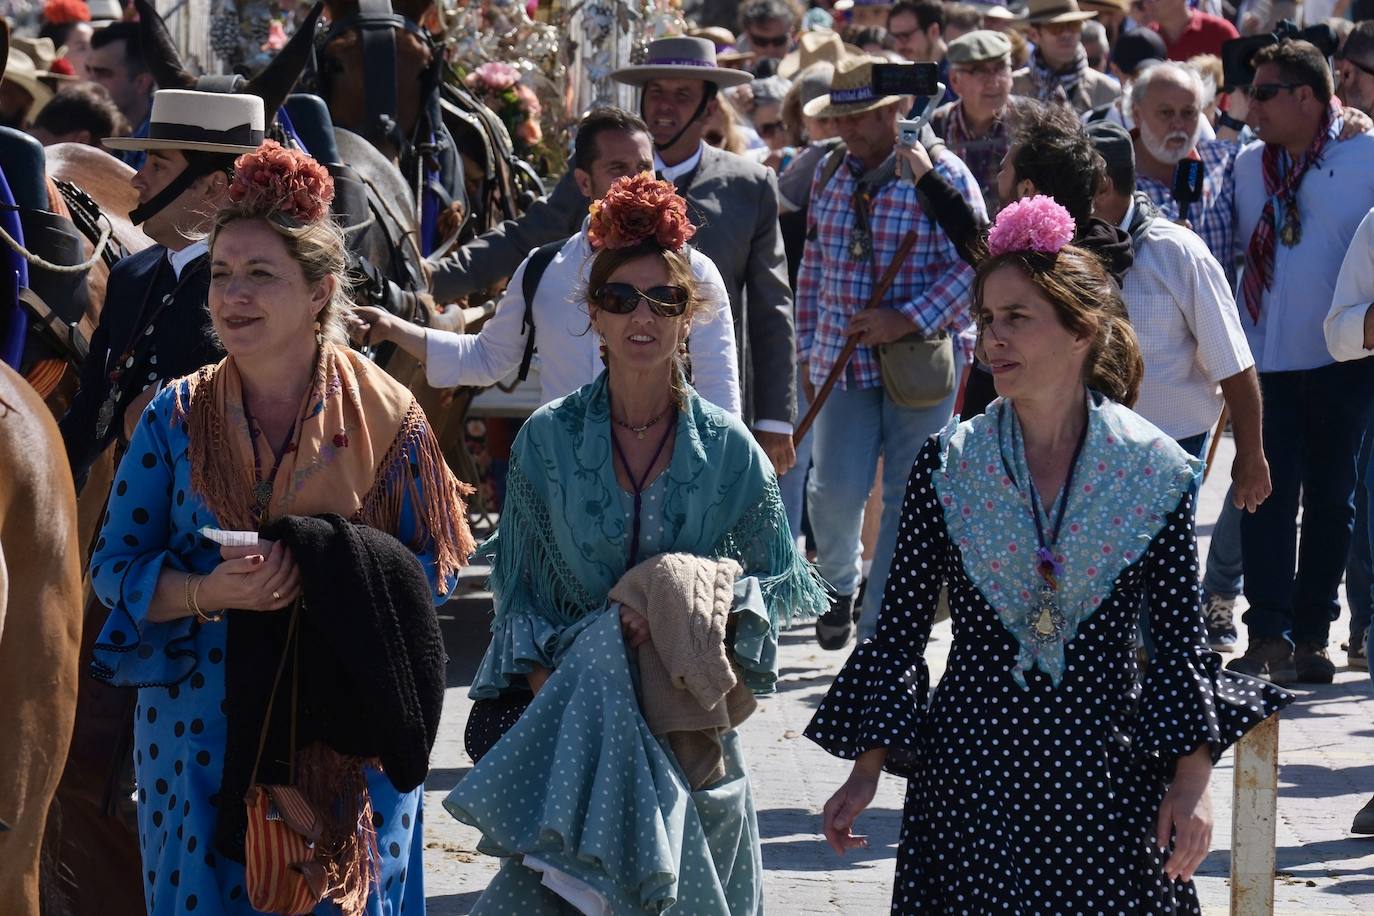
[593,283,691,317]
[1339,56,1374,81]
[1243,82,1302,102]
[747,32,789,48]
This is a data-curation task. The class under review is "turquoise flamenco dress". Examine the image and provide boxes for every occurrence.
[88,382,456,915]
[443,373,827,914]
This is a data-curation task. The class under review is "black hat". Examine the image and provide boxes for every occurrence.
[1086,120,1134,173]
[1110,29,1168,77]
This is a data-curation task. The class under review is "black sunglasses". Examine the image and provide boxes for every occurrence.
[1340,56,1374,80]
[1244,82,1302,102]
[593,283,691,316]
[748,32,789,48]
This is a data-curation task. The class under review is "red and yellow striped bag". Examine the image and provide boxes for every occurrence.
[244,604,327,914]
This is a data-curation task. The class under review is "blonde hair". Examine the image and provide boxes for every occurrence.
[585,243,707,406]
[208,207,355,346]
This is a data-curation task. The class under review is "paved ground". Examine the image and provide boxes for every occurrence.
[422,435,1374,914]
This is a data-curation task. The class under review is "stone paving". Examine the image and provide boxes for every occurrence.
[422,435,1374,914]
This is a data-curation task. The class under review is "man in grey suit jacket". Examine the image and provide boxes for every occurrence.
[427,37,799,473]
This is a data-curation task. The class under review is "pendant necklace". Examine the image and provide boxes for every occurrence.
[609,402,676,568]
[242,399,302,525]
[612,405,671,440]
[1005,409,1090,645]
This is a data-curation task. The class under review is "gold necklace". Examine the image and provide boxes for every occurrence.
[612,406,671,440]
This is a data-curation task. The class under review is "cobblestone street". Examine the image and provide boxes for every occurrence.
[423,436,1374,914]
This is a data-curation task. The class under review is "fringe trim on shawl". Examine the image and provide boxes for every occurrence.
[295,742,380,916]
[356,400,475,597]
[178,371,474,593]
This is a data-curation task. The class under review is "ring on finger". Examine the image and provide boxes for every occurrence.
[272,590,282,600]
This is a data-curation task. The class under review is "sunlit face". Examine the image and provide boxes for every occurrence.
[745,18,792,61]
[976,266,1088,400]
[642,78,712,150]
[85,39,152,121]
[209,219,332,362]
[1029,21,1085,71]
[130,148,221,245]
[804,112,837,142]
[62,23,95,78]
[752,101,789,150]
[1133,77,1203,164]
[833,102,899,165]
[1246,62,1309,147]
[574,129,654,200]
[888,11,934,62]
[589,254,690,377]
[949,59,1013,122]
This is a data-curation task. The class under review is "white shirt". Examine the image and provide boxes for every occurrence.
[1324,207,1374,363]
[169,240,208,278]
[1122,204,1255,440]
[654,144,704,184]
[423,226,742,417]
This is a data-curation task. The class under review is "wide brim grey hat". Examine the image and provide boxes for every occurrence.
[947,30,1013,65]
[610,36,752,89]
[1024,0,1098,24]
[803,55,904,119]
[104,89,266,154]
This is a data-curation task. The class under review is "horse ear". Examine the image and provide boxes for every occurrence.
[134,0,197,90]
[245,2,326,122]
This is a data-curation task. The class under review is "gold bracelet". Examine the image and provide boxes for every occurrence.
[185,574,222,623]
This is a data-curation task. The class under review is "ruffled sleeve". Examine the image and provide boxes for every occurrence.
[89,387,200,687]
[804,441,948,778]
[469,605,563,699]
[730,576,779,695]
[1133,492,1293,766]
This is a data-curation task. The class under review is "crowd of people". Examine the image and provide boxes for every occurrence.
[3,0,1374,914]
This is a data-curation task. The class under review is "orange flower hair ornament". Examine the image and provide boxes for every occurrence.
[228,140,334,225]
[587,172,696,252]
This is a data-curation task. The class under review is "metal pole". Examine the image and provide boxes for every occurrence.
[1230,712,1280,915]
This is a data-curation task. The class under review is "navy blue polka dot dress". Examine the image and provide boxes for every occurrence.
[89,384,446,915]
[805,441,1292,914]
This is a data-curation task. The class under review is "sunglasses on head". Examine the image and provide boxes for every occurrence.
[593,283,691,316]
[748,32,789,48]
[1244,82,1302,102]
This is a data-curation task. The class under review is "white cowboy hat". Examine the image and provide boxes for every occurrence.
[611,36,752,89]
[104,89,266,154]
[2,49,56,119]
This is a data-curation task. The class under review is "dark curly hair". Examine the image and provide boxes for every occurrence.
[1009,104,1105,229]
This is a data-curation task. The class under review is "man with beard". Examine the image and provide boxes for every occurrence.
[1226,40,1374,684]
[1012,0,1120,114]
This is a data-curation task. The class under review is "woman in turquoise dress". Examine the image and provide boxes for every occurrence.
[443,173,828,913]
[88,142,473,915]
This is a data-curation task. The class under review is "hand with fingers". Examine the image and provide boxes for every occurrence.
[198,539,303,612]
[1156,746,1214,883]
[619,604,652,649]
[347,305,400,347]
[823,752,883,856]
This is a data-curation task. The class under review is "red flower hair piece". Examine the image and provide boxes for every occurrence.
[43,0,91,24]
[228,140,335,225]
[587,172,696,252]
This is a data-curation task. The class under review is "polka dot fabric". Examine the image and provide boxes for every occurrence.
[805,440,1292,914]
[87,383,442,915]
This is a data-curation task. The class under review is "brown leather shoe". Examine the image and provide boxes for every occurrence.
[1226,636,1296,685]
[1294,642,1335,684]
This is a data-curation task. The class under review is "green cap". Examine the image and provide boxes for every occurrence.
[946,30,1012,66]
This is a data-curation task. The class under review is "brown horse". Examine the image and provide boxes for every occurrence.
[0,363,83,916]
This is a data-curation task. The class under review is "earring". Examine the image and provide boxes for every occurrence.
[598,335,608,365]
[314,319,324,349]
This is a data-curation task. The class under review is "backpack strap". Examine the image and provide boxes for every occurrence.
[814,138,942,229]
[517,239,566,382]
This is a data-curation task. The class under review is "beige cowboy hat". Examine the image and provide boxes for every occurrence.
[104,89,266,154]
[1024,0,1098,24]
[974,3,1028,23]
[11,37,80,82]
[779,30,861,80]
[610,36,753,88]
[803,55,904,119]
[2,49,56,119]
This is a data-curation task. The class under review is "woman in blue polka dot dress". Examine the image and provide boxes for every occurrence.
[87,142,472,915]
[806,198,1293,914]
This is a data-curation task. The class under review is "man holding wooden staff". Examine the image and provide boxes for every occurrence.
[796,55,986,651]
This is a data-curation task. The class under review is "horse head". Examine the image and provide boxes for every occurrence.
[317,0,439,163]
[133,0,323,120]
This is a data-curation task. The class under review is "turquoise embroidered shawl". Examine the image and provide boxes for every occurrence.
[934,393,1202,689]
[484,373,828,633]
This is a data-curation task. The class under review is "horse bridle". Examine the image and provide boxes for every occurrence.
[314,0,444,161]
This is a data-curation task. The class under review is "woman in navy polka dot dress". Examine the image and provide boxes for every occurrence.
[805,198,1293,914]
[86,143,471,915]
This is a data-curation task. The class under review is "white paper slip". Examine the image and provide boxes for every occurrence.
[199,527,259,547]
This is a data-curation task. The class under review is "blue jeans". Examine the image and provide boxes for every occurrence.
[779,365,815,541]
[1203,491,1244,601]
[1240,361,1374,645]
[807,372,960,643]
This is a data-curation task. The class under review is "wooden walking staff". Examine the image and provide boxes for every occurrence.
[793,230,921,445]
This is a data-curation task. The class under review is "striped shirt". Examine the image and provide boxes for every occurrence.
[796,149,987,390]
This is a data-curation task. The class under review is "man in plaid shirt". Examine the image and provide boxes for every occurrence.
[797,56,987,650]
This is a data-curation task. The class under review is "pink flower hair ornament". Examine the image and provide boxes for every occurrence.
[986,195,1076,259]
[587,173,697,252]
